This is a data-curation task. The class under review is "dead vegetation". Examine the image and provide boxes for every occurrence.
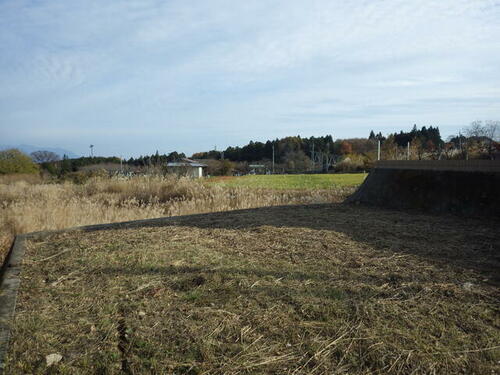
[0,175,354,262]
[6,204,500,374]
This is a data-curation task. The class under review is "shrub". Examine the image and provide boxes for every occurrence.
[0,149,39,174]
[205,159,236,176]
[61,169,109,184]
[334,154,366,172]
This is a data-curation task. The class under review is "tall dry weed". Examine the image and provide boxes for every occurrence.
[0,173,45,185]
[0,175,354,261]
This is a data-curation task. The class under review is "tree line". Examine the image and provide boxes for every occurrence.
[1,121,498,176]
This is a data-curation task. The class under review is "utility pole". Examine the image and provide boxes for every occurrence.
[377,140,381,161]
[272,143,275,174]
[407,141,410,160]
[120,155,123,173]
[459,132,462,152]
[459,132,468,160]
[311,143,315,171]
[90,144,94,157]
[324,142,330,172]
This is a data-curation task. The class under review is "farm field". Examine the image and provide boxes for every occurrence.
[207,173,367,190]
[5,204,499,374]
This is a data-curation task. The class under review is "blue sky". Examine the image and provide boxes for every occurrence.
[1,0,499,157]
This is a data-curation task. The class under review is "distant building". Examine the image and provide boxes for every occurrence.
[248,164,267,174]
[166,158,207,178]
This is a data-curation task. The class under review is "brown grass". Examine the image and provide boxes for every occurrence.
[0,175,354,262]
[6,204,499,374]
[0,173,45,185]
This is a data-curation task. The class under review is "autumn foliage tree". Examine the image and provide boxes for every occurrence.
[340,141,353,155]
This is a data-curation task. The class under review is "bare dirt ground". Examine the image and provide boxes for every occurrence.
[5,204,500,374]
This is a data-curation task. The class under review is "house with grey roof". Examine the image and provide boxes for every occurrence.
[166,158,207,178]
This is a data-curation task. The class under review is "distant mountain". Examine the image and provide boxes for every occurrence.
[0,144,80,159]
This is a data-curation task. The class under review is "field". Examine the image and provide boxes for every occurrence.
[206,173,366,190]
[0,174,357,263]
[5,204,499,374]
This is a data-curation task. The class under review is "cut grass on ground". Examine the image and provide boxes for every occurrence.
[207,173,366,190]
[6,204,499,374]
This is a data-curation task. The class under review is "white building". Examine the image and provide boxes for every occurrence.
[166,159,207,178]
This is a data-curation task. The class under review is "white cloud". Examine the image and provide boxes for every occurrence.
[0,0,499,155]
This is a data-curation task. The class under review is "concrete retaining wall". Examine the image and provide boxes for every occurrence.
[0,235,27,374]
[348,161,500,216]
[375,160,500,172]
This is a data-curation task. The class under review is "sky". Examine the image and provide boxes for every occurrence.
[1,0,499,157]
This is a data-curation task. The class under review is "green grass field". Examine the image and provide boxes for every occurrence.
[207,173,366,190]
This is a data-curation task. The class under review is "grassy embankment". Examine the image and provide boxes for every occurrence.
[0,174,360,262]
[6,204,499,374]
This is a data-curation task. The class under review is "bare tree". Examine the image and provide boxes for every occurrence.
[464,121,484,138]
[381,135,398,160]
[484,121,499,159]
[485,121,499,140]
[408,136,425,160]
[463,121,487,158]
[464,121,500,158]
[31,150,60,163]
[283,150,311,172]
[441,141,455,160]
[463,120,499,159]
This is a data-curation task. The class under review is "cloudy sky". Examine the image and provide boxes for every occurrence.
[1,0,499,157]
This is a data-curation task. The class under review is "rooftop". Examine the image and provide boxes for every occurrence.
[166,158,207,168]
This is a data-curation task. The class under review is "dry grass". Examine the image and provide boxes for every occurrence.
[0,173,44,185]
[6,204,499,374]
[0,175,354,262]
